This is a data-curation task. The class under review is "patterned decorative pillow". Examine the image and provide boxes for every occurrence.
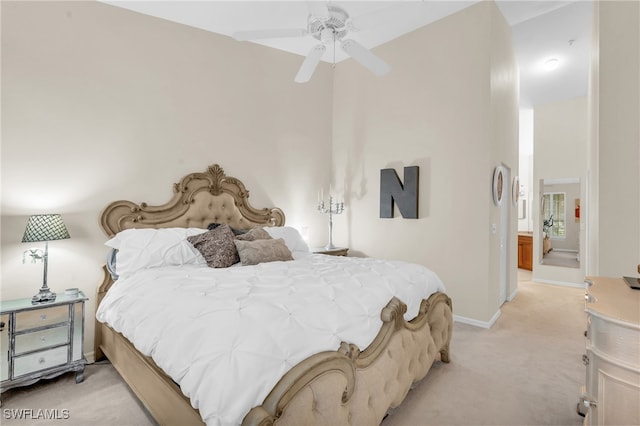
[235,227,272,241]
[187,224,239,268]
[208,223,248,236]
[234,238,293,266]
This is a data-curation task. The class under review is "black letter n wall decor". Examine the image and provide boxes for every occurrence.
[380,166,419,219]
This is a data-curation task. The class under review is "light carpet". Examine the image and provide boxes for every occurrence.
[1,278,586,426]
[383,276,585,426]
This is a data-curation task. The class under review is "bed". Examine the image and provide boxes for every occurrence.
[94,164,453,426]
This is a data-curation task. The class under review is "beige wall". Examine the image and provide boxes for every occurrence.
[1,0,522,363]
[1,1,334,359]
[488,1,520,313]
[533,97,588,285]
[331,1,519,324]
[590,0,640,277]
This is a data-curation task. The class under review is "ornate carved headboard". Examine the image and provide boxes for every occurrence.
[99,164,285,237]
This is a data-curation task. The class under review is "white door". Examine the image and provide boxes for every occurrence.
[499,166,510,305]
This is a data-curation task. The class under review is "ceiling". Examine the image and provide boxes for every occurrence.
[101,0,593,108]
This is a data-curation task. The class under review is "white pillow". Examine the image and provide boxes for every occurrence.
[105,228,207,276]
[263,226,310,256]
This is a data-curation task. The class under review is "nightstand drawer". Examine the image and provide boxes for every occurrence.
[15,326,69,355]
[1,314,8,382]
[14,346,68,378]
[15,305,69,331]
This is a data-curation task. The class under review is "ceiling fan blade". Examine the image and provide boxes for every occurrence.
[340,39,391,77]
[306,1,330,20]
[233,28,307,41]
[294,44,326,83]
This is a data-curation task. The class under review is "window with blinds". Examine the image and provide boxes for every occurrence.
[542,192,566,239]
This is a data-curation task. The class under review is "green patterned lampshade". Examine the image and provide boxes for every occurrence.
[22,214,70,243]
[22,214,70,304]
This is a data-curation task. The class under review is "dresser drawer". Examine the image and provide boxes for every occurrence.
[15,305,69,331]
[588,314,640,368]
[13,346,68,378]
[15,326,69,355]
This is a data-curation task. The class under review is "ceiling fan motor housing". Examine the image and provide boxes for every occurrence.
[308,5,350,42]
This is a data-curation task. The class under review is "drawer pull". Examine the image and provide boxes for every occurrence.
[40,314,47,320]
[38,357,46,364]
[578,394,597,414]
[582,354,589,366]
[41,336,47,342]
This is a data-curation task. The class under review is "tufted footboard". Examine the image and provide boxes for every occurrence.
[243,292,453,425]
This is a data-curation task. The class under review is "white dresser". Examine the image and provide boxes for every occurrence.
[578,276,640,425]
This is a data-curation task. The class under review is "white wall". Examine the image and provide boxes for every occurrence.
[518,109,534,232]
[533,97,588,286]
[1,1,334,359]
[331,1,519,324]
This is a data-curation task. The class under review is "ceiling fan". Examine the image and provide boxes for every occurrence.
[232,3,391,83]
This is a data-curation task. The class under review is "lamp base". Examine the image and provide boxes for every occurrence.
[32,288,56,304]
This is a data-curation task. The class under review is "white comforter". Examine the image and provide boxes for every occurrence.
[96,254,445,425]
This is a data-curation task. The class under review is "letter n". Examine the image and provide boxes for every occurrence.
[380,166,419,219]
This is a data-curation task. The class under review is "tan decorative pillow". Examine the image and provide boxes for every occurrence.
[187,224,239,268]
[234,238,293,266]
[235,227,272,242]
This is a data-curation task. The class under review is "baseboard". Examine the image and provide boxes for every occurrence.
[508,287,519,301]
[454,309,501,329]
[534,278,585,289]
[85,351,95,364]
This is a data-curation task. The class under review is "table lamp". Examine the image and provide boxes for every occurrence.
[22,214,70,304]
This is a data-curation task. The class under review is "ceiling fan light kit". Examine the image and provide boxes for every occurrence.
[232,4,391,83]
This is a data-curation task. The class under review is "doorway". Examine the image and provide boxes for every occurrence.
[539,178,581,269]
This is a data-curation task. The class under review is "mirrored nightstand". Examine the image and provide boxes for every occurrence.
[0,291,87,395]
[311,247,349,257]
